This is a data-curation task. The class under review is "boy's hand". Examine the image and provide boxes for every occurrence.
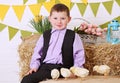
[27,68,37,75]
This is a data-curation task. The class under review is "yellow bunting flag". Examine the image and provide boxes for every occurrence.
[0,4,10,21]
[0,23,6,32]
[100,21,110,29]
[43,0,55,13]
[116,0,120,6]
[70,2,75,10]
[102,1,113,15]
[37,0,46,3]
[100,16,120,28]
[89,3,100,17]
[23,0,28,4]
[29,3,42,17]
[20,30,32,38]
[77,3,87,16]
[12,5,25,21]
[55,0,60,4]
[8,26,19,41]
[59,0,71,9]
[82,0,88,5]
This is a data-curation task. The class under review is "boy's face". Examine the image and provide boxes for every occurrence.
[49,11,71,30]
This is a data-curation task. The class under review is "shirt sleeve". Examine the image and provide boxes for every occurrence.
[73,33,85,68]
[30,34,44,70]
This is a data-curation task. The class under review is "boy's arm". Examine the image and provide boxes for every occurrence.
[73,33,85,68]
[30,34,44,70]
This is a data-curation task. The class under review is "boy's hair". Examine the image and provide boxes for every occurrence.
[50,3,70,17]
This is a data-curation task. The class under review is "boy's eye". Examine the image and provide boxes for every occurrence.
[61,18,65,20]
[53,17,65,20]
[54,17,57,19]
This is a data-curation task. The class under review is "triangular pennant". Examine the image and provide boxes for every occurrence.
[59,0,71,9]
[115,16,120,21]
[20,30,32,38]
[33,32,40,35]
[55,0,60,4]
[8,26,19,40]
[100,16,120,28]
[23,0,28,4]
[0,23,6,32]
[43,0,55,13]
[116,0,120,6]
[100,21,110,29]
[29,3,42,17]
[89,3,100,17]
[70,2,75,10]
[12,5,26,21]
[0,4,10,21]
[37,0,46,3]
[82,0,88,5]
[102,1,113,15]
[76,3,87,16]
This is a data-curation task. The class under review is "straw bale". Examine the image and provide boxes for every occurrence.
[84,43,120,75]
[18,34,120,79]
[18,34,40,79]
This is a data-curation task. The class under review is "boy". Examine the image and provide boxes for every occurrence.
[21,3,85,83]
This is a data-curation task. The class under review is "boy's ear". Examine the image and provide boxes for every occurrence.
[68,17,71,22]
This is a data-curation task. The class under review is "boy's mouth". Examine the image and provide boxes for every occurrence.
[57,25,62,27]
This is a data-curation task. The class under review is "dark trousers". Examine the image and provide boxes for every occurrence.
[21,64,63,83]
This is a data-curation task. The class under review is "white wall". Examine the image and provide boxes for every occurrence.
[0,0,120,83]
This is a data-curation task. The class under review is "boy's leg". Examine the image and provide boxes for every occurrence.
[21,64,63,83]
[21,65,52,83]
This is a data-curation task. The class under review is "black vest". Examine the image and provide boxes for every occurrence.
[40,29,75,68]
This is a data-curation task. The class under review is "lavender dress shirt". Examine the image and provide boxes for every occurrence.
[30,28,85,70]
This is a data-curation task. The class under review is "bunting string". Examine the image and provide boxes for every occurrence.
[0,0,119,21]
[0,23,34,40]
[0,0,120,41]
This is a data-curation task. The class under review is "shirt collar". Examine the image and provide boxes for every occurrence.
[51,27,67,34]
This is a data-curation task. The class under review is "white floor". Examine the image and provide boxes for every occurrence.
[0,45,20,83]
[0,63,20,83]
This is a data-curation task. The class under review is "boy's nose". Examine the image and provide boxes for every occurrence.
[57,19,61,23]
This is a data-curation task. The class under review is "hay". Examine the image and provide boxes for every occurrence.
[18,34,120,79]
[18,34,40,79]
[84,43,120,75]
